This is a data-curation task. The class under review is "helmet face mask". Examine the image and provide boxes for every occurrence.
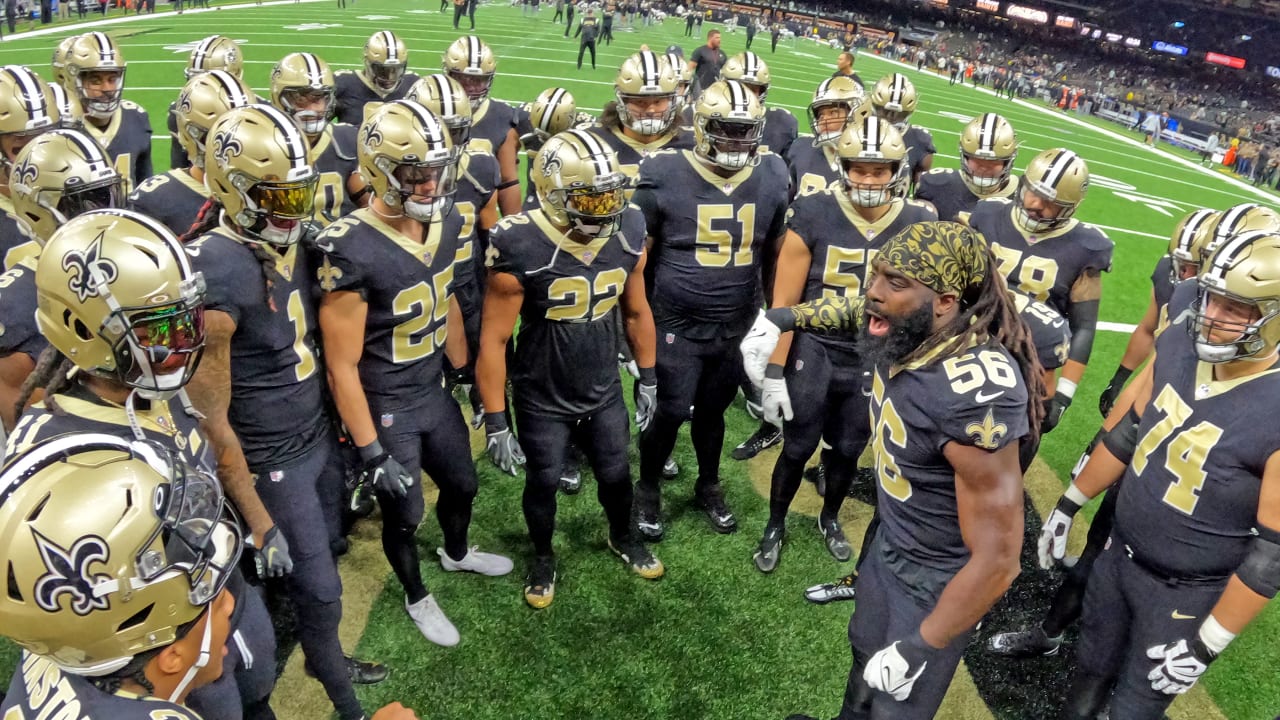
[1191,230,1280,363]
[364,31,408,92]
[835,116,907,207]
[693,80,765,172]
[11,128,123,244]
[808,77,868,147]
[64,33,127,122]
[1014,148,1088,234]
[106,277,207,397]
[443,36,497,112]
[270,53,336,136]
[615,51,678,137]
[360,100,458,224]
[533,129,628,240]
[959,113,1017,196]
[405,74,472,153]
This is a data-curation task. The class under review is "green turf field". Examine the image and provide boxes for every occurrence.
[1,1,1277,718]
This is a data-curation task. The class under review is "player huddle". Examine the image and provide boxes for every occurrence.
[0,23,1276,720]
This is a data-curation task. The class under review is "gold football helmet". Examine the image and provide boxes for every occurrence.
[526,87,578,146]
[959,113,1018,196]
[720,51,771,102]
[808,76,869,146]
[36,209,206,397]
[11,129,124,243]
[615,50,678,137]
[47,83,83,130]
[204,104,318,245]
[693,80,765,172]
[1194,229,1280,362]
[364,31,409,92]
[406,73,472,150]
[1196,203,1280,265]
[185,35,244,80]
[1168,208,1218,281]
[359,100,458,223]
[442,35,497,112]
[1015,148,1089,234]
[176,70,254,169]
[0,65,62,169]
[532,129,627,239]
[869,73,917,129]
[269,52,336,136]
[675,61,694,112]
[0,434,241,677]
[51,35,80,88]
[63,32,126,121]
[835,115,908,207]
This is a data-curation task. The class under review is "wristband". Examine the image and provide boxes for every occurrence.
[1197,615,1235,657]
[357,439,385,464]
[1109,366,1133,386]
[638,366,657,384]
[1063,481,1090,510]
[496,178,520,191]
[484,411,509,432]
[1057,378,1078,400]
[764,363,785,380]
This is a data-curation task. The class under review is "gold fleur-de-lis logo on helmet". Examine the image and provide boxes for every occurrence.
[61,229,119,302]
[211,118,244,168]
[31,529,112,616]
[965,408,1008,451]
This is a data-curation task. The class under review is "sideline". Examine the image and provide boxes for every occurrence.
[0,0,330,41]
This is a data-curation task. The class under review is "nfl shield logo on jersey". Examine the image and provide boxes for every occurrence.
[270,470,284,482]
[381,413,395,428]
[665,333,675,344]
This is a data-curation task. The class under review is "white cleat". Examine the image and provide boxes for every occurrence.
[437,546,514,576]
[405,594,460,647]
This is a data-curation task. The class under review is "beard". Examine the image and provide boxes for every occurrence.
[857,300,936,371]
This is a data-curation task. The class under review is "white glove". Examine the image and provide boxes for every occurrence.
[619,353,640,379]
[740,309,782,388]
[1036,492,1083,570]
[864,637,929,702]
[1147,638,1213,695]
[762,376,793,428]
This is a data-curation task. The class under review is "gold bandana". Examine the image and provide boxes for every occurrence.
[879,221,989,296]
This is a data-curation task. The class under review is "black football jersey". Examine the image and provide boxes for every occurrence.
[308,123,361,227]
[167,99,186,171]
[584,122,696,184]
[634,149,789,340]
[2,653,201,720]
[455,148,500,302]
[128,169,210,237]
[914,168,1016,224]
[315,207,465,413]
[785,138,841,199]
[186,227,328,467]
[0,258,44,362]
[0,194,36,271]
[469,97,518,158]
[869,336,1029,572]
[1151,255,1176,312]
[790,190,937,362]
[1115,321,1280,578]
[487,207,644,419]
[760,106,798,158]
[1011,291,1071,371]
[84,100,152,194]
[333,70,422,127]
[1160,277,1198,339]
[901,125,935,184]
[967,198,1114,316]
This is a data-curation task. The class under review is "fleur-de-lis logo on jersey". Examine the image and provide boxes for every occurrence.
[211,119,244,168]
[61,230,119,302]
[32,529,112,616]
[965,408,1008,451]
[317,255,344,292]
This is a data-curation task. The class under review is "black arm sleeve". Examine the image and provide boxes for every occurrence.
[1066,298,1100,365]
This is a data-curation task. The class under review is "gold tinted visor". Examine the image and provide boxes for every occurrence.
[249,177,318,219]
[567,185,625,218]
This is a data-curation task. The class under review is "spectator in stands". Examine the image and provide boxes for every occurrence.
[1255,145,1273,187]
[1203,132,1221,166]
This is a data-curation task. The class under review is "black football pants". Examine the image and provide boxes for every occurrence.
[578,40,597,69]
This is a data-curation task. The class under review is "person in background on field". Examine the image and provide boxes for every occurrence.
[575,8,599,69]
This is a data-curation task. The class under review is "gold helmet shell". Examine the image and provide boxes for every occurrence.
[527,87,578,145]
[46,83,83,130]
[11,129,123,244]
[35,209,205,395]
[51,35,80,88]
[1194,229,1280,362]
[615,50,678,137]
[1015,148,1089,234]
[175,70,254,169]
[808,75,869,146]
[442,35,497,112]
[269,52,336,135]
[532,129,628,238]
[1196,203,1280,265]
[720,51,771,102]
[359,100,458,223]
[0,65,61,140]
[835,115,908,207]
[0,434,241,675]
[693,79,766,172]
[63,32,126,121]
[869,73,917,127]
[405,73,472,149]
[958,113,1018,196]
[1168,208,1218,280]
[185,35,243,80]
[364,30,409,92]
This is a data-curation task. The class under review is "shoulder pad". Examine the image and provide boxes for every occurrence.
[121,99,141,111]
[646,148,680,158]
[335,69,355,77]
[923,167,950,176]
[329,123,360,161]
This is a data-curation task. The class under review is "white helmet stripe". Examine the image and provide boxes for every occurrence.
[1218,204,1259,239]
[0,434,149,503]
[891,74,906,105]
[727,79,748,111]
[1039,149,1078,191]
[744,52,758,80]
[59,129,112,174]
[400,100,447,146]
[381,32,398,62]
[815,78,833,98]
[254,104,310,171]
[301,52,324,87]
[467,35,482,70]
[4,66,50,125]
[979,113,997,153]
[90,32,116,65]
[210,70,249,108]
[432,74,455,118]
[864,116,880,151]
[640,50,658,86]
[1207,229,1271,281]
[568,129,612,178]
[105,208,193,276]
[540,88,568,133]
[192,36,218,70]
[1177,209,1215,251]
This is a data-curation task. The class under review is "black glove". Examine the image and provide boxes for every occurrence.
[484,412,526,476]
[357,439,414,498]
[1098,366,1132,418]
[1041,391,1072,434]
[251,525,294,579]
[634,367,657,432]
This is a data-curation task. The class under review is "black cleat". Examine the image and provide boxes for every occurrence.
[305,655,389,685]
[987,626,1063,658]
[803,463,827,496]
[634,486,664,542]
[731,423,781,460]
[661,455,679,479]
[753,526,784,573]
[559,468,581,495]
[694,485,737,533]
[817,515,851,562]
[803,572,857,604]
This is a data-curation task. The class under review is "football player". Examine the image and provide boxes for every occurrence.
[168,35,245,171]
[869,73,932,191]
[744,221,1041,720]
[915,112,1018,223]
[968,148,1113,434]
[518,86,582,210]
[631,80,789,539]
[750,116,937,572]
[1045,229,1280,720]
[269,52,367,228]
[132,70,253,236]
[0,65,62,271]
[49,34,79,89]
[61,32,152,193]
[46,82,84,130]
[317,100,512,642]
[673,59,695,132]
[720,51,797,157]
[478,129,664,608]
[587,49,692,183]
[7,209,280,720]
[1,129,123,432]
[334,31,420,125]
[785,76,868,199]
[186,104,384,720]
[443,36,522,215]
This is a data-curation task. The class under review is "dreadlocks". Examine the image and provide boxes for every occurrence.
[14,346,75,421]
[180,197,279,312]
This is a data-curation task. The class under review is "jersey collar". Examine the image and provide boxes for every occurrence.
[682,149,754,195]
[84,107,123,150]
[353,207,445,267]
[531,208,611,266]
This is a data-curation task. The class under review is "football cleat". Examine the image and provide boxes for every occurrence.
[634,486,665,542]
[661,455,680,480]
[987,626,1063,658]
[804,572,858,604]
[437,546,514,576]
[753,525,784,573]
[609,537,665,579]
[804,463,827,497]
[559,467,582,495]
[524,556,557,609]
[694,485,737,533]
[305,655,389,685]
[405,594,459,647]
[731,423,781,460]
[817,516,852,562]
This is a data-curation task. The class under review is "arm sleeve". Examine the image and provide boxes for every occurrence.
[1066,298,1099,365]
[766,295,864,335]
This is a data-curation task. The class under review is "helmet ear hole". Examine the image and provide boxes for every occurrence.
[8,562,23,602]
[117,604,154,632]
[72,316,93,342]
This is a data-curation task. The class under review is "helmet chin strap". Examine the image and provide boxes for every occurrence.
[167,608,213,703]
